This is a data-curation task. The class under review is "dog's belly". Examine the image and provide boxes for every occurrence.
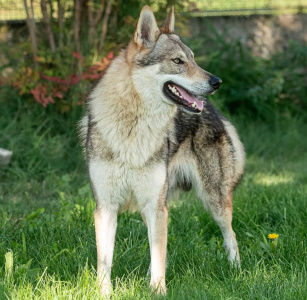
[89,159,167,213]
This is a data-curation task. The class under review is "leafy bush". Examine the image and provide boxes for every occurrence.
[1,45,113,113]
[190,36,307,121]
[1,4,306,121]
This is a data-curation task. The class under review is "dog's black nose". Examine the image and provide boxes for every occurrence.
[209,76,222,90]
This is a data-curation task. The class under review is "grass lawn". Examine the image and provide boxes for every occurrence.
[0,95,306,299]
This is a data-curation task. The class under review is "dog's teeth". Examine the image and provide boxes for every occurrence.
[167,85,183,98]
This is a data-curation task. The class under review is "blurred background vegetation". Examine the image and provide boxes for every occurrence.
[0,0,306,118]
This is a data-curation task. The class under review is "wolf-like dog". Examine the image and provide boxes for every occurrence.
[80,5,245,296]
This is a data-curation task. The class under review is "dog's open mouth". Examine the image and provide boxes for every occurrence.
[163,81,203,113]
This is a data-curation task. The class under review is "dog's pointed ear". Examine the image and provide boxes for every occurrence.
[160,6,175,34]
[134,5,160,48]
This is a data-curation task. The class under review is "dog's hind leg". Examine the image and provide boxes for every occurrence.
[211,196,240,265]
[192,135,241,265]
[199,186,240,265]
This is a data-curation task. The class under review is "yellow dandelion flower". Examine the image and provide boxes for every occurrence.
[268,233,279,240]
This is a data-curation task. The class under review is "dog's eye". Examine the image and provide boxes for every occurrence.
[172,58,184,64]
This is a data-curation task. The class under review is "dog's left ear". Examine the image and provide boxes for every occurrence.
[160,6,175,33]
[134,5,160,48]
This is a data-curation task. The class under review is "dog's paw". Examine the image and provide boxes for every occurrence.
[230,257,241,270]
[150,279,166,296]
[99,283,113,298]
[228,247,241,268]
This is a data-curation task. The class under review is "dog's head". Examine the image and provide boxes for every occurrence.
[128,5,221,114]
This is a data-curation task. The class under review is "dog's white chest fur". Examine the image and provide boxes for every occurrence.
[89,159,167,212]
[91,106,171,167]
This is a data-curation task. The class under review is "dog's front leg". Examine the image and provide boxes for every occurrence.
[89,161,120,296]
[134,163,168,295]
[143,203,168,295]
[94,206,117,296]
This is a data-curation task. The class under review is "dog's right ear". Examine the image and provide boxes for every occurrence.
[160,6,175,33]
[134,5,160,48]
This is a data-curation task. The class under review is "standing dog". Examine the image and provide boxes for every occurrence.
[80,5,245,296]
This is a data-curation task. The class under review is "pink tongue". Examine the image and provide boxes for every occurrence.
[174,85,203,111]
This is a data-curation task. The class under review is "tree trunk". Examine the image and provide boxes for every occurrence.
[23,0,38,68]
[98,0,112,52]
[41,0,56,52]
[57,0,64,49]
[88,0,94,45]
[88,0,105,46]
[94,0,105,25]
[110,0,119,38]
[74,0,82,55]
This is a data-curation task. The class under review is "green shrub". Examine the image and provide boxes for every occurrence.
[189,36,307,121]
[1,10,306,121]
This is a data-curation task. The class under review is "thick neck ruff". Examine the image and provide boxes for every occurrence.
[89,53,176,168]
